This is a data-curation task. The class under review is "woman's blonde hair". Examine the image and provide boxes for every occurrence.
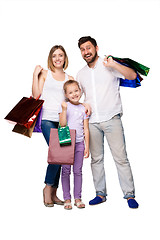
[47,45,68,72]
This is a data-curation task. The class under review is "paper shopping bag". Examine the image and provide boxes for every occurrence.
[47,128,76,165]
[12,119,37,138]
[4,96,44,129]
[58,124,71,146]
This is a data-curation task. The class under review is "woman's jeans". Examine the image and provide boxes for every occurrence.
[89,114,135,199]
[41,120,61,188]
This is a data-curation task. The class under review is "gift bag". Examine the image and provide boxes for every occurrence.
[4,96,44,128]
[109,56,150,76]
[12,119,37,138]
[47,128,76,165]
[107,55,150,88]
[58,124,71,146]
[33,107,43,133]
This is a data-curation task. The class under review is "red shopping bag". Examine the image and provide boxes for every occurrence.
[4,96,44,129]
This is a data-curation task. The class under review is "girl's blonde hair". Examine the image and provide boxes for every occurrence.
[48,45,68,72]
[63,80,80,94]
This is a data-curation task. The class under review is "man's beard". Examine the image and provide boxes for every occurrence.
[84,52,98,64]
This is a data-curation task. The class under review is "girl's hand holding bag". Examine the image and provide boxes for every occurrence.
[47,125,76,165]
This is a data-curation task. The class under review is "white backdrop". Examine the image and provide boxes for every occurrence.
[1,0,160,239]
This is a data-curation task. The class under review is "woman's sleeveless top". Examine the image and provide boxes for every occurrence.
[41,70,69,122]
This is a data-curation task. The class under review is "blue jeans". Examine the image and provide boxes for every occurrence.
[41,120,61,188]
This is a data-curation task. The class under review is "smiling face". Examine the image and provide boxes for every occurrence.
[52,48,65,69]
[48,45,68,72]
[80,41,98,65]
[65,83,81,105]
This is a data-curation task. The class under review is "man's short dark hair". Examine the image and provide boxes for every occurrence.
[78,36,97,48]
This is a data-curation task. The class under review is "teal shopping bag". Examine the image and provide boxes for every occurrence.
[58,124,71,146]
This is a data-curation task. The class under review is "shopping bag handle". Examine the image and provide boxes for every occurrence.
[58,123,68,129]
[30,95,41,100]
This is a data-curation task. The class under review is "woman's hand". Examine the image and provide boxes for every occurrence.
[33,65,43,77]
[32,65,46,99]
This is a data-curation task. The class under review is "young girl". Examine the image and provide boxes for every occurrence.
[59,80,89,210]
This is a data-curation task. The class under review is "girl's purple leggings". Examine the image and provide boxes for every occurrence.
[61,141,85,200]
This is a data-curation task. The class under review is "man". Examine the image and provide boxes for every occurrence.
[76,36,139,208]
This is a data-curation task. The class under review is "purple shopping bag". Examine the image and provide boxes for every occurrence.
[33,107,42,132]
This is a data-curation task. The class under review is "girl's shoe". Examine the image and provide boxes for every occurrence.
[64,201,72,210]
[74,199,85,209]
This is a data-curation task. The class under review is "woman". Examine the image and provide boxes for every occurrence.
[32,45,74,207]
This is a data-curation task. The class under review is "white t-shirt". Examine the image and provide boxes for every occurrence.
[41,70,69,122]
[76,57,125,123]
